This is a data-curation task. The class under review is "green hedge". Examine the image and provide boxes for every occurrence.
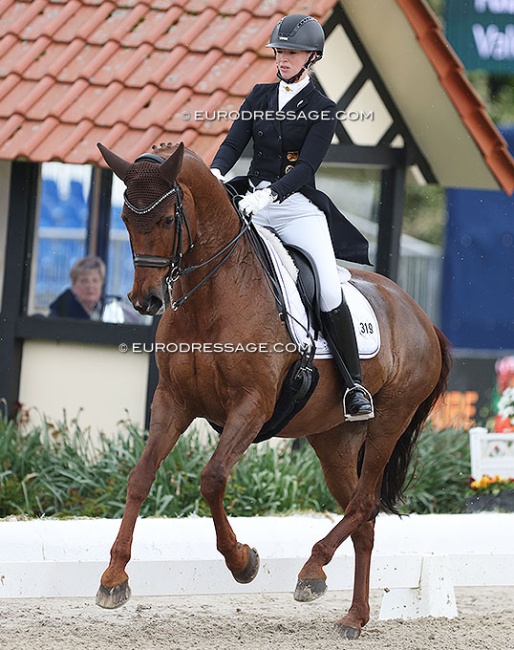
[0,414,471,519]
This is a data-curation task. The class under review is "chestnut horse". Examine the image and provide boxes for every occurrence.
[96,141,450,639]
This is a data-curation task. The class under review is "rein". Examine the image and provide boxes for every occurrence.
[170,215,249,311]
[126,159,249,311]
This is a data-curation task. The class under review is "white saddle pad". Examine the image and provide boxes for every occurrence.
[257,227,380,360]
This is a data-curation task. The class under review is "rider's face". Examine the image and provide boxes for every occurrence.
[274,49,311,81]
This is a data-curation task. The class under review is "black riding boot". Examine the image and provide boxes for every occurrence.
[321,297,374,421]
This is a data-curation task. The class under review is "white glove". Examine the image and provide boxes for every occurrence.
[210,168,225,182]
[239,188,275,218]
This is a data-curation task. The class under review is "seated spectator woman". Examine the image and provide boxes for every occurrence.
[49,256,106,320]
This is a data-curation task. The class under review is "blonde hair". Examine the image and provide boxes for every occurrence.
[70,256,106,284]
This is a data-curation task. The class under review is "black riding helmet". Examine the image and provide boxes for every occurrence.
[266,14,325,55]
[266,15,325,84]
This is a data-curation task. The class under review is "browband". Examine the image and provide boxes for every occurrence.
[134,153,166,164]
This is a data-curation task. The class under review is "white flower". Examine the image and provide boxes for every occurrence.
[497,386,514,422]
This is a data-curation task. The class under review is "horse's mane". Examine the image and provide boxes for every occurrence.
[177,145,241,221]
[143,142,209,174]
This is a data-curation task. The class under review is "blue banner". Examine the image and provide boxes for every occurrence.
[441,126,514,350]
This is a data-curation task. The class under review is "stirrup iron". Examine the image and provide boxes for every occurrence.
[343,385,375,422]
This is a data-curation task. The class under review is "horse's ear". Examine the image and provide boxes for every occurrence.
[159,142,184,184]
[97,143,131,182]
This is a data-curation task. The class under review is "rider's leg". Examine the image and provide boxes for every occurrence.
[320,298,373,420]
[261,194,373,420]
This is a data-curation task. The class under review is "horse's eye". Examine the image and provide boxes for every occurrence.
[163,215,174,227]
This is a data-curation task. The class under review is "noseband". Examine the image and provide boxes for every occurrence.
[126,153,249,310]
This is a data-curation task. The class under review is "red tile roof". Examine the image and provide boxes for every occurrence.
[0,0,513,194]
[0,0,313,165]
[396,0,514,194]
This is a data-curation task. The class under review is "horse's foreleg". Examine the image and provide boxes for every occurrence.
[96,387,191,609]
[200,402,267,583]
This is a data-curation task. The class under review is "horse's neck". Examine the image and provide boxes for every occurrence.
[179,183,281,333]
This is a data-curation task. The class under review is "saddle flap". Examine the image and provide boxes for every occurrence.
[255,226,381,360]
[283,244,322,334]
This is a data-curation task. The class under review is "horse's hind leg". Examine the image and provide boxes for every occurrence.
[96,386,192,609]
[301,426,376,639]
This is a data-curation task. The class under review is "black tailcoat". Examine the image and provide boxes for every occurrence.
[211,81,370,265]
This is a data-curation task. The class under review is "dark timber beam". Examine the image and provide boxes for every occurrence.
[0,162,38,417]
[375,166,407,281]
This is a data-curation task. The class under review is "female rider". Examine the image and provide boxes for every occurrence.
[210,14,373,420]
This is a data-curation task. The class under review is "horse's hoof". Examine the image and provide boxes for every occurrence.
[335,623,361,640]
[293,577,327,602]
[95,581,132,609]
[233,547,260,584]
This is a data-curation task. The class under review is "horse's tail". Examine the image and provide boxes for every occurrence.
[379,326,452,515]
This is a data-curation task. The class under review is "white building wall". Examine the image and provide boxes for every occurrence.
[18,340,149,440]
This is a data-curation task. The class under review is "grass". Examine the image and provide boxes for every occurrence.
[0,413,471,519]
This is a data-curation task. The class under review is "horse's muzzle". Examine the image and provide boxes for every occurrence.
[128,290,165,316]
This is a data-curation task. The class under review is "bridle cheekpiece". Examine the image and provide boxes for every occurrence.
[125,153,193,298]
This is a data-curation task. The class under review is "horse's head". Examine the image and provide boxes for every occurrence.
[98,142,193,315]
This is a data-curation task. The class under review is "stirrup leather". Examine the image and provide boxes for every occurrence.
[343,385,375,422]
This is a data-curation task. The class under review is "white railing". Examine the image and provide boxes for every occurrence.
[469,426,514,479]
[2,514,514,620]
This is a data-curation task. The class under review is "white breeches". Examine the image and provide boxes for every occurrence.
[251,191,343,312]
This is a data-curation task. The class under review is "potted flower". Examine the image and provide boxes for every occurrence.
[493,386,514,433]
[466,474,514,512]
